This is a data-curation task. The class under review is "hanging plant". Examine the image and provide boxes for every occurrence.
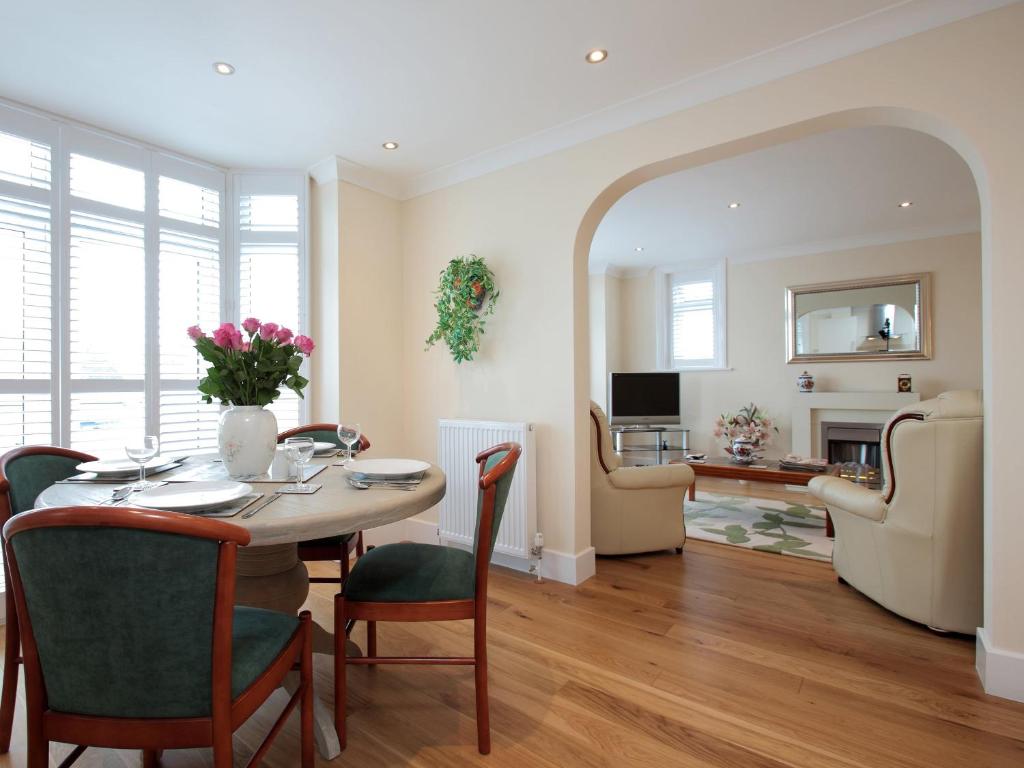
[425,255,499,363]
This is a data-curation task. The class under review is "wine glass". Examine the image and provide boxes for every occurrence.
[336,423,361,466]
[125,435,160,490]
[282,437,316,492]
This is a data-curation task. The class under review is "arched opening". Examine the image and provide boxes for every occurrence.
[572,106,990,622]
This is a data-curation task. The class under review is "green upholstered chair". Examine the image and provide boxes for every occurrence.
[334,441,521,755]
[0,445,96,755]
[2,505,314,768]
[278,424,371,584]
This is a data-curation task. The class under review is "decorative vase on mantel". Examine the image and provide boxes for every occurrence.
[186,317,316,480]
[218,405,278,479]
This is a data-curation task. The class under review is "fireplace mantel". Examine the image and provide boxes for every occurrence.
[792,391,921,458]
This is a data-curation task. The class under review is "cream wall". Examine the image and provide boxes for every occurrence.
[391,3,1024,694]
[601,234,982,457]
[589,272,624,411]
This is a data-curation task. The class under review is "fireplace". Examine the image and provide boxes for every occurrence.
[821,421,884,475]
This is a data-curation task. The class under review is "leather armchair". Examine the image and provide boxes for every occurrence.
[809,390,983,634]
[589,401,694,555]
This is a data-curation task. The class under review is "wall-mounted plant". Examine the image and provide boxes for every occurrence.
[425,254,499,363]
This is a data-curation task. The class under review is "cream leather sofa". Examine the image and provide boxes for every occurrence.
[808,390,983,634]
[590,401,694,555]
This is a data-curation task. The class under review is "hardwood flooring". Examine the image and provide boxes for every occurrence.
[2,479,1023,767]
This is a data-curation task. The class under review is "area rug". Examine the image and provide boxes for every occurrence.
[684,492,833,562]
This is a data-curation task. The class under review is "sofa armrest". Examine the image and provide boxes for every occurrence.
[607,463,694,491]
[808,475,887,522]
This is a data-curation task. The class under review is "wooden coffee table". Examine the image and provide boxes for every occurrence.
[676,457,836,536]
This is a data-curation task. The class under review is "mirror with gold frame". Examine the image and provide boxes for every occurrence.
[786,273,932,363]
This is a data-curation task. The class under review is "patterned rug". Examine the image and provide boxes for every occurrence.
[684,492,833,562]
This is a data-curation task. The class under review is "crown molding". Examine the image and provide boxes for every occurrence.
[308,155,403,199]
[398,0,1014,200]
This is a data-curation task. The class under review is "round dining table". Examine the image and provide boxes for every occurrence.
[35,453,447,760]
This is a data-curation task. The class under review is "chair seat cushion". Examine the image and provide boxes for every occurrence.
[232,606,300,699]
[298,532,356,550]
[343,543,475,603]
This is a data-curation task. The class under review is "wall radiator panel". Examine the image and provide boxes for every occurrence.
[437,419,536,560]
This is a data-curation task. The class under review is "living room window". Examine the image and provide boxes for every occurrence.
[662,261,727,370]
[0,102,308,454]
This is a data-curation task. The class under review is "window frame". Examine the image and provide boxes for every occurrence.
[0,99,310,452]
[657,260,728,371]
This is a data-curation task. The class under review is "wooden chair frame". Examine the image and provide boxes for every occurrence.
[0,446,97,755]
[334,441,522,755]
[277,424,371,584]
[3,506,314,768]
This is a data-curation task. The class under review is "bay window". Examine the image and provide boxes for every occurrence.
[659,260,727,370]
[0,101,308,455]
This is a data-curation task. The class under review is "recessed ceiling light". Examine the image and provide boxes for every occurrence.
[212,62,235,76]
[898,200,913,208]
[382,141,399,150]
[635,246,644,252]
[585,49,608,64]
[728,201,741,209]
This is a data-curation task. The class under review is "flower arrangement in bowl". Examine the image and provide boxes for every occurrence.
[425,254,499,364]
[188,318,315,478]
[714,403,779,464]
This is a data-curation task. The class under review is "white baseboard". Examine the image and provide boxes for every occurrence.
[976,627,1024,703]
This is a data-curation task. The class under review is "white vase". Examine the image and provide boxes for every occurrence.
[218,405,278,479]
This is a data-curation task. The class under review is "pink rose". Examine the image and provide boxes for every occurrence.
[258,322,279,341]
[242,317,261,334]
[187,325,204,340]
[213,322,243,350]
[294,334,315,356]
[275,327,293,344]
[240,341,251,352]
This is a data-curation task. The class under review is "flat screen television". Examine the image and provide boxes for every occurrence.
[607,372,681,426]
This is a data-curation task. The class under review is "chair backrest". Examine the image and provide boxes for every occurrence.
[589,401,622,477]
[472,443,521,592]
[277,423,371,453]
[3,506,250,720]
[0,446,97,523]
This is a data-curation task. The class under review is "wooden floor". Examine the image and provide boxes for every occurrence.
[3,479,1024,767]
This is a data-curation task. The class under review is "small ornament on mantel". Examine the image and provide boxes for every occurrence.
[897,374,912,393]
[797,371,815,393]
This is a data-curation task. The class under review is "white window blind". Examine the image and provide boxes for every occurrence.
[664,263,727,370]
[235,181,307,431]
[0,128,53,451]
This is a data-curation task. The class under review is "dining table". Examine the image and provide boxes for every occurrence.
[35,451,447,760]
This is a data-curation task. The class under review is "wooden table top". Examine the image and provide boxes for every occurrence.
[675,456,830,485]
[35,453,447,547]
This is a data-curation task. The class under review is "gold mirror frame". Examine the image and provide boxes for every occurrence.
[786,272,932,363]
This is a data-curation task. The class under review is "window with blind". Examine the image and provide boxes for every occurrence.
[664,262,727,370]
[0,102,308,455]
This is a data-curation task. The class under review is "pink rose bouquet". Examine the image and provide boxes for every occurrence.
[717,403,779,456]
[188,319,314,406]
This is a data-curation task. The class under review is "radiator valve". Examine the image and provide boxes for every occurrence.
[529,531,544,583]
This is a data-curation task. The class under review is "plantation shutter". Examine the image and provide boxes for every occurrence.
[235,179,306,431]
[670,278,715,366]
[0,127,54,452]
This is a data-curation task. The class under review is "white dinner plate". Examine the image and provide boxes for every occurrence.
[346,458,430,480]
[76,457,179,477]
[132,481,252,512]
[313,441,337,455]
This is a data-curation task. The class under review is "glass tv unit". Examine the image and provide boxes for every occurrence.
[607,372,681,426]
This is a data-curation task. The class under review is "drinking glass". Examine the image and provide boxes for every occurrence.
[282,437,316,491]
[337,423,362,466]
[125,435,160,490]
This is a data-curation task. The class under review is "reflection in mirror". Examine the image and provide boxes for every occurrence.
[787,274,931,363]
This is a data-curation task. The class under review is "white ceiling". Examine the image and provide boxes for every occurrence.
[589,126,980,271]
[0,1,1011,198]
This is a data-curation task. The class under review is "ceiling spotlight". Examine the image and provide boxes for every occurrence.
[898,200,913,208]
[382,141,399,150]
[634,246,644,252]
[585,49,608,64]
[728,201,741,209]
[212,62,235,76]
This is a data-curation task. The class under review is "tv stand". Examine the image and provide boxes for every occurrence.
[610,425,689,466]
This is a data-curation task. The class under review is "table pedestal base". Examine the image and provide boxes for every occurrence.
[235,544,349,760]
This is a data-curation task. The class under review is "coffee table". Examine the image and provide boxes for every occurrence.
[675,457,836,536]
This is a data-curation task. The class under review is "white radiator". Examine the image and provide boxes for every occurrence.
[437,419,536,561]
